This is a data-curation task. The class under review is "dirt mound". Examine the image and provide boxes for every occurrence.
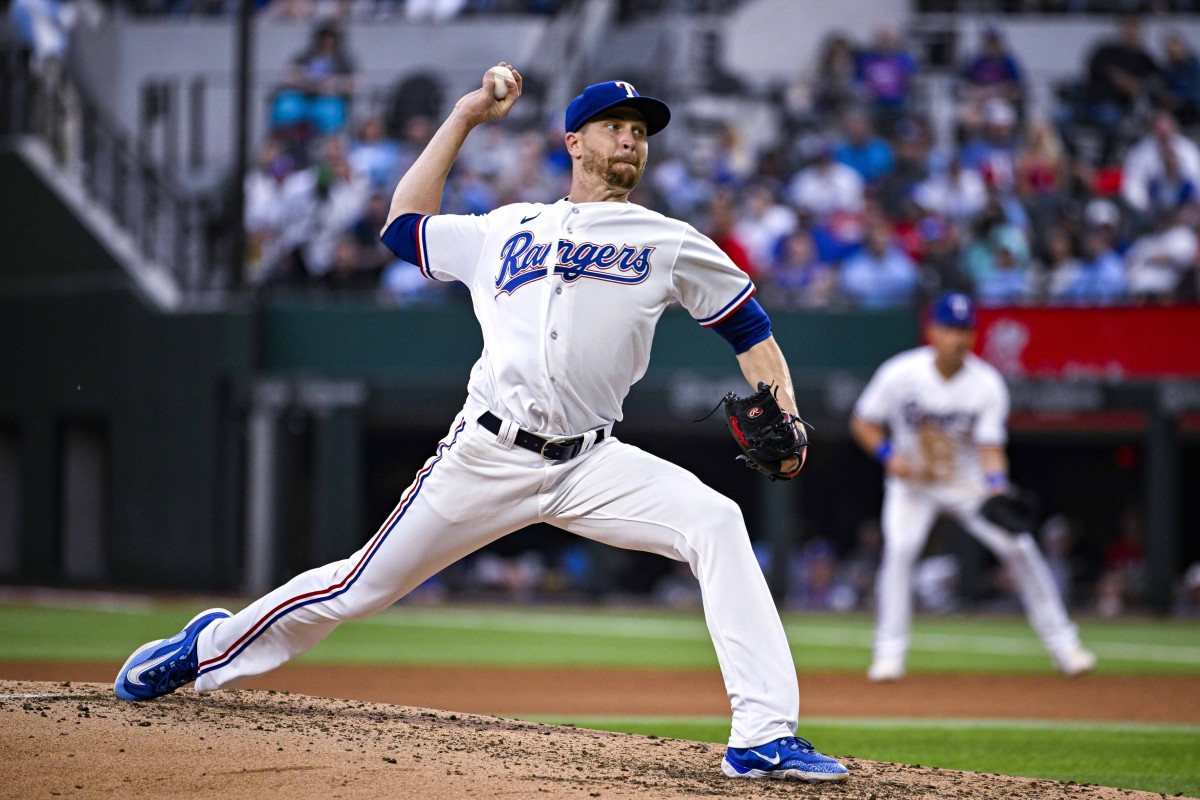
[0,680,1166,800]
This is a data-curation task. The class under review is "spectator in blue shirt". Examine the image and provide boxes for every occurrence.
[961,26,1024,114]
[348,115,403,193]
[1052,228,1129,305]
[835,110,895,185]
[969,223,1034,305]
[839,217,918,307]
[768,227,836,308]
[856,26,917,135]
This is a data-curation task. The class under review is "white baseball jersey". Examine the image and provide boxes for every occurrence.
[188,196,804,750]
[854,346,1008,492]
[413,198,754,435]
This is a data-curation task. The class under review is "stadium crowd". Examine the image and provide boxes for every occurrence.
[241,16,1200,308]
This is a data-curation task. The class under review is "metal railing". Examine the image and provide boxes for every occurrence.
[0,44,231,297]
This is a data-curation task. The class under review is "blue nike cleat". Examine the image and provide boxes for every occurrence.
[721,735,850,782]
[114,608,230,701]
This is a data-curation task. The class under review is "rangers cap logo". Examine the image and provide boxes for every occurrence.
[564,80,671,135]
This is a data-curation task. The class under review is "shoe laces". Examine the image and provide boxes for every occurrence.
[779,736,817,754]
[145,645,198,694]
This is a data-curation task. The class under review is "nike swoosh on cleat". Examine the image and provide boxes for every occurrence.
[748,749,781,765]
[126,647,176,686]
[520,213,541,224]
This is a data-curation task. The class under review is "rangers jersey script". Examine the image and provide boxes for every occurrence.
[854,346,1008,489]
[412,198,754,435]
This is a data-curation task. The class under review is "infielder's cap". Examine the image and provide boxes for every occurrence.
[565,80,671,136]
[931,291,976,328]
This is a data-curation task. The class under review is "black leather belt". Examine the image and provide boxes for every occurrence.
[478,412,605,461]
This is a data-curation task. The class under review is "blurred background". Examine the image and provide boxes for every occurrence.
[2,0,1199,623]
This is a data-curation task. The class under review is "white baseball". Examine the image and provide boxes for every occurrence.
[491,65,513,100]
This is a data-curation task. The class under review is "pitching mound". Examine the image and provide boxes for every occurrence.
[0,680,1164,800]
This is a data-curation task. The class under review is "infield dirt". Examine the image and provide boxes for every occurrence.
[0,676,1187,800]
[6,661,1200,723]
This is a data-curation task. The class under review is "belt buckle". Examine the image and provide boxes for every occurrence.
[539,435,577,459]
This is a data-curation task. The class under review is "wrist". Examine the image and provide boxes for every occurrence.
[447,104,483,131]
[874,441,892,463]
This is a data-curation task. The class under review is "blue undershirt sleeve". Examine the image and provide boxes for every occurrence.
[710,297,772,354]
[379,213,425,264]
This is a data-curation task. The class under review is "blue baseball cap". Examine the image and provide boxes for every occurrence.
[565,80,671,136]
[931,291,976,328]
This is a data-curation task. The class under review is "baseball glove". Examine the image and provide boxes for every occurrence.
[722,382,809,481]
[979,486,1041,533]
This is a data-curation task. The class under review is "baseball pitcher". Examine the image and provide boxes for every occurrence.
[114,66,847,783]
[850,291,1096,682]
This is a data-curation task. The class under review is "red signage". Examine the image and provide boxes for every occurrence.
[974,306,1200,378]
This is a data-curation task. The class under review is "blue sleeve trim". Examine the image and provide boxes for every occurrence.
[697,279,755,326]
[380,213,427,267]
[711,297,772,354]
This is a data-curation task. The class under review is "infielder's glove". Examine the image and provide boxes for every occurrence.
[722,382,808,481]
[979,486,1041,533]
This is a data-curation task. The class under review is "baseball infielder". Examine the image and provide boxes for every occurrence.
[850,291,1096,681]
[114,67,848,782]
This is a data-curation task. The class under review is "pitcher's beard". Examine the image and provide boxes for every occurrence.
[584,151,643,192]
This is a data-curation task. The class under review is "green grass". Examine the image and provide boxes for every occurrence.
[529,716,1200,798]
[2,600,1198,796]
[2,602,1198,675]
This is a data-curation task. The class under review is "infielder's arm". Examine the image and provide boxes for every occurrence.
[849,414,885,456]
[850,414,913,479]
[979,445,1009,494]
[383,65,521,226]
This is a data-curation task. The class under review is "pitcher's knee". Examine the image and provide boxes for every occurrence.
[687,494,750,548]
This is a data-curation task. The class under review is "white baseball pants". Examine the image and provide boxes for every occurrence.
[194,407,799,748]
[874,478,1083,665]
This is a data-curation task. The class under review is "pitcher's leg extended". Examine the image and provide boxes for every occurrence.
[548,440,847,781]
[197,491,518,690]
[116,417,536,700]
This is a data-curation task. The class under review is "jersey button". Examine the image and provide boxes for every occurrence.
[571,208,579,214]
[555,287,562,295]
[550,331,558,340]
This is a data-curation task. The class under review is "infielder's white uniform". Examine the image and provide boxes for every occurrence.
[192,199,800,748]
[854,346,1086,670]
